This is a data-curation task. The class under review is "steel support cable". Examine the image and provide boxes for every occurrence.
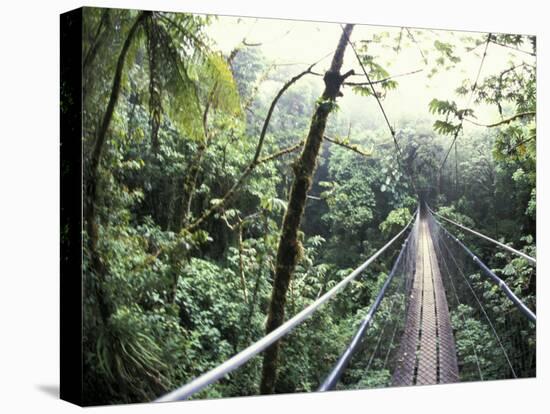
[339,25,418,195]
[363,252,409,376]
[155,211,418,402]
[428,211,536,324]
[429,221,484,380]
[368,224,416,373]
[424,226,461,384]
[318,215,417,391]
[383,218,418,369]
[382,317,401,369]
[383,228,416,370]
[363,301,395,375]
[438,34,491,173]
[436,227,517,378]
[427,206,536,265]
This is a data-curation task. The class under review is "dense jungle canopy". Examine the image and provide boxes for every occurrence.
[76,7,536,404]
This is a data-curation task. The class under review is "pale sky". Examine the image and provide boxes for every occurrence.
[207,15,535,137]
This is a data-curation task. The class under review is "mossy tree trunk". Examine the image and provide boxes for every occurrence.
[260,24,355,394]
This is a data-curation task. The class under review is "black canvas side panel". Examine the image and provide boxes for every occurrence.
[60,7,83,406]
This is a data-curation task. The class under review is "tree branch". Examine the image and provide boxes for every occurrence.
[258,141,304,164]
[184,65,316,232]
[507,136,536,155]
[464,111,535,128]
[343,68,423,87]
[242,40,262,47]
[89,12,147,182]
[324,135,372,157]
[252,64,315,163]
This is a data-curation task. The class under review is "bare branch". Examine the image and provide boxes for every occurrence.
[220,213,237,231]
[464,111,535,128]
[242,40,262,47]
[507,136,536,154]
[252,65,315,163]
[310,68,423,87]
[184,65,316,232]
[344,68,423,86]
[324,135,372,157]
[258,141,304,164]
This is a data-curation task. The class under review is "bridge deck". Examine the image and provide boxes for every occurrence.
[392,216,459,386]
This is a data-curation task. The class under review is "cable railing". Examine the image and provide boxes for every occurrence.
[428,206,536,265]
[427,208,536,380]
[427,206,536,323]
[155,210,418,402]
[318,214,418,391]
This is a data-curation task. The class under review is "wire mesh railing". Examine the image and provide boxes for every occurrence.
[155,205,535,401]
[426,209,535,381]
[155,212,418,401]
[318,213,419,391]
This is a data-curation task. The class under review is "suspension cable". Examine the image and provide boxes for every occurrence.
[382,313,401,369]
[369,218,417,373]
[318,215,416,391]
[339,25,418,195]
[428,206,535,265]
[382,231,415,369]
[429,221,484,380]
[364,249,409,374]
[438,34,491,173]
[437,225,517,377]
[155,211,417,402]
[429,211,536,323]
[363,241,410,375]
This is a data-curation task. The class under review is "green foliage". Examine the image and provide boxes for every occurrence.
[80,10,536,404]
[428,98,474,136]
[352,52,397,98]
[451,304,502,380]
[429,98,458,116]
[433,40,461,65]
[379,208,412,235]
[203,52,242,116]
[93,305,172,401]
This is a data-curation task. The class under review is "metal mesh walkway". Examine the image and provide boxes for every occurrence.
[392,215,459,386]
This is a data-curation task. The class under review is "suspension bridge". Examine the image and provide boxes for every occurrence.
[155,203,536,402]
[155,28,536,403]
